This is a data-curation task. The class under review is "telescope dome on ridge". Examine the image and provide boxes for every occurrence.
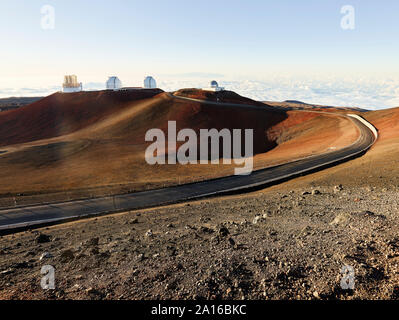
[210,80,219,88]
[106,76,122,90]
[144,76,157,89]
[203,80,224,92]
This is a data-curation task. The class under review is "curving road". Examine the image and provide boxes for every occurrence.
[0,96,378,235]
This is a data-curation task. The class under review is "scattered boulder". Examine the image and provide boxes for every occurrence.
[36,233,51,244]
[166,246,177,257]
[361,210,376,217]
[39,252,53,260]
[1,268,14,275]
[90,247,99,256]
[359,210,386,220]
[252,215,266,224]
[312,189,321,195]
[145,229,153,237]
[86,237,99,246]
[218,227,229,238]
[136,253,145,262]
[165,282,177,291]
[199,226,214,234]
[60,249,75,262]
[129,218,139,224]
[86,287,99,295]
[330,213,350,226]
[334,184,343,192]
[11,261,32,269]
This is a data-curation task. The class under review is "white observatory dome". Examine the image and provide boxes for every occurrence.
[202,80,224,92]
[210,80,219,88]
[144,76,157,89]
[106,76,122,90]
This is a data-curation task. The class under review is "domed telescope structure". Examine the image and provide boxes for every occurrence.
[203,80,224,92]
[106,76,122,90]
[210,80,219,88]
[62,75,82,93]
[144,76,157,89]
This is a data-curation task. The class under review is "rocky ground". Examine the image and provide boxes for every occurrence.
[1,182,399,300]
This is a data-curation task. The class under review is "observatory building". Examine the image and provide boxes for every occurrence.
[144,76,157,89]
[203,80,224,92]
[106,76,122,90]
[62,75,82,93]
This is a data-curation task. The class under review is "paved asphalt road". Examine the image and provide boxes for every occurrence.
[0,96,377,234]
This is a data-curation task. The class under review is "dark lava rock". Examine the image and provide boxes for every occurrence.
[60,249,75,262]
[36,233,51,244]
[86,237,99,246]
[218,227,229,238]
[200,226,214,234]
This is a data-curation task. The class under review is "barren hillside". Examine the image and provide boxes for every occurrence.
[0,90,358,207]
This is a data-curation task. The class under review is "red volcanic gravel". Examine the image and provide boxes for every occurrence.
[0,89,163,147]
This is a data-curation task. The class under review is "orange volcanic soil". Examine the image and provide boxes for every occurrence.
[263,105,399,192]
[255,110,359,168]
[0,90,360,206]
[364,107,399,143]
[0,89,163,147]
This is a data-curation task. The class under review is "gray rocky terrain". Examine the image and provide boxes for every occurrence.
[1,184,398,300]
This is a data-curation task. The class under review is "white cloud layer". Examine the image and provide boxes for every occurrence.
[158,76,399,110]
[1,75,399,110]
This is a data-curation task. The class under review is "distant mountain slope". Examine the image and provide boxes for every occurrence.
[174,89,268,107]
[0,97,43,112]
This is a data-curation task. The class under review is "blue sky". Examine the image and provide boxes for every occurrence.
[0,0,398,108]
